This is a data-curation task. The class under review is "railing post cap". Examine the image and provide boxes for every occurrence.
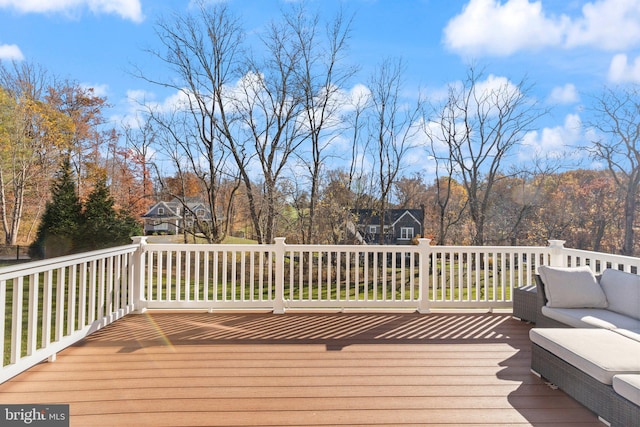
[131,236,147,245]
[548,240,566,248]
[417,238,432,246]
[273,237,286,245]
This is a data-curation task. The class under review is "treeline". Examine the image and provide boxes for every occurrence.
[0,2,638,256]
[159,167,633,256]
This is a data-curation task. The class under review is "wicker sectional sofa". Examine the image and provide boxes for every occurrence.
[531,266,640,426]
[535,267,640,329]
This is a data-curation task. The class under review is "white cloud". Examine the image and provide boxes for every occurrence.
[0,43,24,61]
[565,0,640,50]
[333,83,371,115]
[476,74,520,97]
[444,0,640,56]
[443,0,567,56]
[127,89,191,115]
[548,83,579,104]
[608,53,640,83]
[521,113,582,159]
[0,0,144,22]
[116,89,188,129]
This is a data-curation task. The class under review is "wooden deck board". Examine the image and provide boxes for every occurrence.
[0,312,603,426]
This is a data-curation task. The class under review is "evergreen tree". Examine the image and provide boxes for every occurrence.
[78,176,142,252]
[78,176,116,251]
[29,157,82,258]
[30,162,142,258]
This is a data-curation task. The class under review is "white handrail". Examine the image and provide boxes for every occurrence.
[561,248,640,273]
[0,245,139,383]
[2,238,638,384]
[134,239,553,312]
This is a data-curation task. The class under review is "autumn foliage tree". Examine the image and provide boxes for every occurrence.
[0,62,74,245]
[46,81,113,200]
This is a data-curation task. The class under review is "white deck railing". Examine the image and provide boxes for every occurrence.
[1,237,639,383]
[0,244,138,383]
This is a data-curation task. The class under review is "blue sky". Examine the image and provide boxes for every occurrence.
[1,0,640,171]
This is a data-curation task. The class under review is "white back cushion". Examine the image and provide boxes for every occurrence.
[600,269,640,320]
[538,265,608,308]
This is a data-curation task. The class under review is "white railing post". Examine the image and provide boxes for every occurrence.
[548,240,566,267]
[417,238,432,313]
[273,237,286,314]
[131,236,148,313]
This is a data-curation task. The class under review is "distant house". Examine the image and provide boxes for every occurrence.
[141,198,212,235]
[349,209,424,245]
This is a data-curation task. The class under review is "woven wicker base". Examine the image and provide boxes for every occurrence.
[513,285,537,323]
[531,342,640,426]
[611,385,640,427]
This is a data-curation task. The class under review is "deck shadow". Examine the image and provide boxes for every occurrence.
[75,311,532,351]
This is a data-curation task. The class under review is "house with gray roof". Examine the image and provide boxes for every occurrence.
[349,209,424,245]
[141,198,212,235]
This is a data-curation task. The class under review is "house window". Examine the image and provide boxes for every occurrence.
[368,225,380,234]
[158,207,165,215]
[196,208,205,218]
[400,227,414,240]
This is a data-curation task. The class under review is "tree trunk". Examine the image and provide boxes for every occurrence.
[622,184,637,255]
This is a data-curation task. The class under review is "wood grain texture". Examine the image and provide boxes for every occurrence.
[0,312,602,426]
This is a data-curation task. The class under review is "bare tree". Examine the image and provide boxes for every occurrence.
[587,85,640,255]
[288,5,357,243]
[436,66,544,245]
[344,85,373,209]
[136,2,362,244]
[228,12,310,244]
[367,57,423,243]
[123,114,157,207]
[422,109,468,245]
[136,1,244,242]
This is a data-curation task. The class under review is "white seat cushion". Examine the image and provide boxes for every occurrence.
[613,374,640,405]
[613,329,640,343]
[530,328,640,384]
[541,307,640,329]
[538,265,608,308]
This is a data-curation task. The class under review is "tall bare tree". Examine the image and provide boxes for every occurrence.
[422,109,468,245]
[138,1,244,243]
[587,85,640,255]
[288,5,356,243]
[123,114,157,209]
[228,10,313,244]
[435,66,544,245]
[367,57,423,243]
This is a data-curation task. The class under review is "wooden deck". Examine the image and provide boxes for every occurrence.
[0,312,602,426]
